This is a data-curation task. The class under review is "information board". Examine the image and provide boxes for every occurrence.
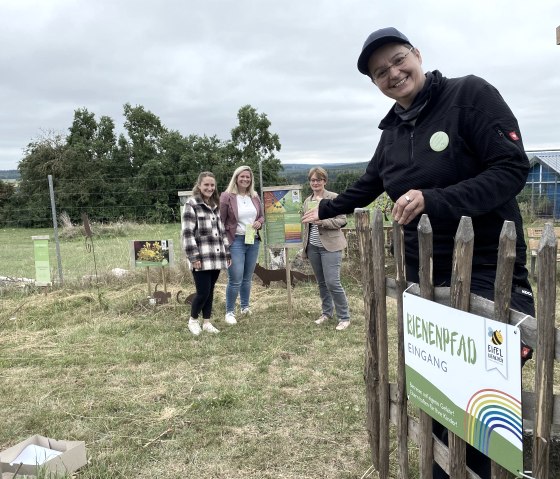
[262,185,303,248]
[130,240,174,268]
[403,292,523,475]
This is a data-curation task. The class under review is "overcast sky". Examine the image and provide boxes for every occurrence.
[0,0,558,170]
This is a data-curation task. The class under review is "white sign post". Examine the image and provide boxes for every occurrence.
[403,292,523,476]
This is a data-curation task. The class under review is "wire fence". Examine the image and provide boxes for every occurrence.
[0,223,186,286]
[1,173,554,287]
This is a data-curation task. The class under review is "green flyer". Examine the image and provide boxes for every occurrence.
[32,235,51,285]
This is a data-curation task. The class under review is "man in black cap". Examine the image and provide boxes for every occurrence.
[303,27,534,478]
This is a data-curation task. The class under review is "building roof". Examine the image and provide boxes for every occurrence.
[527,150,560,173]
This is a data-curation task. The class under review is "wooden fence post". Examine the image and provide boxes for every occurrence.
[393,221,410,478]
[372,209,390,479]
[355,209,379,470]
[533,223,557,478]
[492,221,517,479]
[418,214,435,478]
[448,217,474,479]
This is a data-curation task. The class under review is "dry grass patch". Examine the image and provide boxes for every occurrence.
[2,256,555,478]
[0,276,380,478]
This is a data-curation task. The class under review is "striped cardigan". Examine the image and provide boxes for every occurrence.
[182,196,230,271]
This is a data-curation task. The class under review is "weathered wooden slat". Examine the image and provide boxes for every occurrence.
[533,223,557,478]
[393,221,409,478]
[492,221,517,479]
[355,209,379,470]
[418,214,435,478]
[372,209,390,479]
[449,216,474,479]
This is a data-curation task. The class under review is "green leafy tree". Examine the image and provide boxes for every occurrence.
[120,104,176,220]
[12,132,66,226]
[55,108,120,222]
[123,103,166,172]
[330,171,361,194]
[229,105,284,189]
[67,108,97,147]
[0,180,15,203]
[9,104,287,226]
[94,116,117,162]
[0,180,16,226]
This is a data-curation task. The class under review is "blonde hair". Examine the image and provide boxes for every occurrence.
[192,171,220,207]
[308,166,328,182]
[225,165,257,196]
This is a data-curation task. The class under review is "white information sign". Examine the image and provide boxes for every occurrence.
[403,292,523,476]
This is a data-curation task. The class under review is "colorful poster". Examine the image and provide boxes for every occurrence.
[263,185,303,247]
[32,236,51,286]
[131,240,174,268]
[403,293,523,476]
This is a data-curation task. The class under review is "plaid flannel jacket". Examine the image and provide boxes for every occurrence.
[182,196,230,271]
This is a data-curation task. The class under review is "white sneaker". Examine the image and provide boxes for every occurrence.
[225,312,237,325]
[188,318,201,336]
[203,322,220,334]
[315,314,329,325]
[241,307,252,316]
[335,321,350,331]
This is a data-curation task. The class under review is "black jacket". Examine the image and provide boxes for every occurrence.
[320,70,529,283]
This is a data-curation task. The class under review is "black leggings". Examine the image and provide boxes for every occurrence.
[191,269,221,319]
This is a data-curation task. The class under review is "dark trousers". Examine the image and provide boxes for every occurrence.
[191,269,221,319]
[428,264,535,478]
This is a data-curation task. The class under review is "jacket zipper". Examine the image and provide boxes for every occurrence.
[409,130,415,163]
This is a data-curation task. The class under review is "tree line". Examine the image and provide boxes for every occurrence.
[0,104,286,227]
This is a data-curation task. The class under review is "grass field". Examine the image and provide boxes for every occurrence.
[0,224,183,284]
[0,224,383,478]
[0,225,558,478]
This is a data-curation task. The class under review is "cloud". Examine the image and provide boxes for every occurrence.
[0,0,558,170]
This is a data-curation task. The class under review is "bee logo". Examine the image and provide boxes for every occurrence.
[488,327,503,346]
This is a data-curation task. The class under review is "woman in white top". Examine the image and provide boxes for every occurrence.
[219,166,265,324]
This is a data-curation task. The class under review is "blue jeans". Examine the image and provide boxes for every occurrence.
[226,235,261,313]
[306,244,350,322]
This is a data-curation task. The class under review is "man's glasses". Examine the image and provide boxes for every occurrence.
[371,46,414,83]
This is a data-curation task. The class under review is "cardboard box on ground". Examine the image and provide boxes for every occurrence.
[0,435,86,478]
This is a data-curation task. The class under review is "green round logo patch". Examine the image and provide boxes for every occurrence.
[430,131,449,152]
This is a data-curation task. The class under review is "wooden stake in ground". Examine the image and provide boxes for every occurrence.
[146,266,152,297]
[285,247,292,319]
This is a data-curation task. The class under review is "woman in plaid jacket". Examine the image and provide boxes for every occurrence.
[182,172,231,336]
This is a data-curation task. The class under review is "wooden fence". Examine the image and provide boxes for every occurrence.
[355,208,560,479]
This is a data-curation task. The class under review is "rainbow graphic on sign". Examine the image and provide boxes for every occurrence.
[464,388,522,455]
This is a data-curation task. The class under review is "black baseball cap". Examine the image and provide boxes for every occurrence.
[357,27,411,75]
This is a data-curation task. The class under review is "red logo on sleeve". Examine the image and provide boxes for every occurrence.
[508,131,520,141]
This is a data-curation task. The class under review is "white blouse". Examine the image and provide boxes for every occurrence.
[235,195,257,235]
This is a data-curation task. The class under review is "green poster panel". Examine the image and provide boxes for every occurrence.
[32,235,51,286]
[262,185,303,248]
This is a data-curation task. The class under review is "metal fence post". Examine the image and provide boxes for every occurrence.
[48,175,64,285]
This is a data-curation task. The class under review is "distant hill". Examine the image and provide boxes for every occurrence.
[282,161,368,185]
[0,170,20,181]
[0,162,370,184]
[282,162,368,172]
